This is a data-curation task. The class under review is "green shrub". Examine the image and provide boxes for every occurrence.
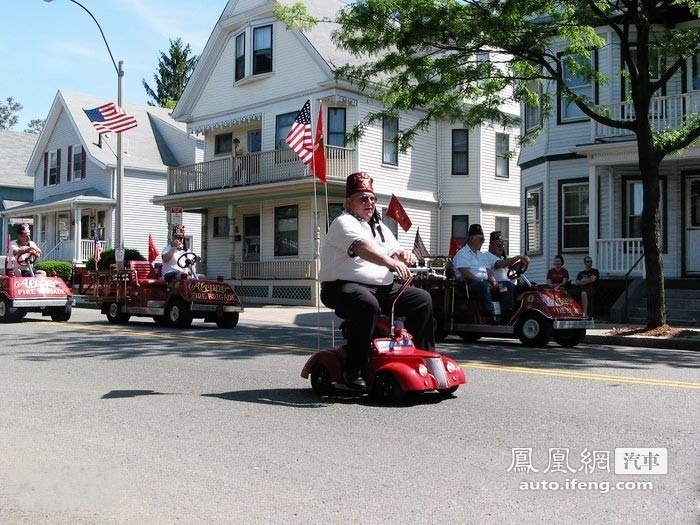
[34,260,73,281]
[87,248,146,270]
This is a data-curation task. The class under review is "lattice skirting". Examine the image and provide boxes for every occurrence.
[232,280,318,306]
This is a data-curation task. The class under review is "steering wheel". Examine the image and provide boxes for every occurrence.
[507,259,529,280]
[176,251,199,269]
[17,252,38,267]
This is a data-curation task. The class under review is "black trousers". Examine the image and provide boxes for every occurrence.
[321,280,435,371]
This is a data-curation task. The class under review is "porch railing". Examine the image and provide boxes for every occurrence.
[594,92,700,140]
[168,145,354,194]
[231,260,316,280]
[39,239,111,263]
[596,238,646,277]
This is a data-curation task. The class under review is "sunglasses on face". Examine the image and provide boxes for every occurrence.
[584,260,592,263]
[357,195,377,203]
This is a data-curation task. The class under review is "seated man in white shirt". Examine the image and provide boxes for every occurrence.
[483,231,529,322]
[161,225,204,281]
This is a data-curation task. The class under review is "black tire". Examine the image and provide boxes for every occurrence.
[50,304,72,322]
[215,312,239,329]
[553,329,586,347]
[153,315,169,326]
[371,372,405,404]
[0,297,20,323]
[438,386,459,397]
[309,363,333,396]
[166,298,193,328]
[106,302,131,324]
[516,311,552,347]
[458,332,481,343]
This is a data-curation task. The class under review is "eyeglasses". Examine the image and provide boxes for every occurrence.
[584,259,592,263]
[358,195,377,203]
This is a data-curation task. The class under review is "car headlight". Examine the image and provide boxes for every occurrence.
[445,361,459,373]
[417,364,428,377]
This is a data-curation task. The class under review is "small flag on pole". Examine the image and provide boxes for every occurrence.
[84,102,137,135]
[93,235,103,267]
[386,194,412,232]
[448,237,462,258]
[412,228,430,260]
[285,99,313,164]
[148,234,160,263]
[311,102,327,184]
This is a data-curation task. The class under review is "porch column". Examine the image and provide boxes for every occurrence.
[35,215,43,246]
[589,165,598,265]
[228,204,235,280]
[73,207,82,263]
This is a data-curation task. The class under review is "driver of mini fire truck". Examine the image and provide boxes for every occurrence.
[318,172,435,390]
[9,223,45,277]
[161,226,191,282]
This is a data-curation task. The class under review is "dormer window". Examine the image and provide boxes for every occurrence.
[234,24,273,83]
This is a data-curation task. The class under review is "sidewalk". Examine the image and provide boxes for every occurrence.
[242,305,700,351]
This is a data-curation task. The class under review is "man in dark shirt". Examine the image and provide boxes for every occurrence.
[570,256,599,316]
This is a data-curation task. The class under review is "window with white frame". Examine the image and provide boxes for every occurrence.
[235,33,245,82]
[560,53,594,121]
[213,216,229,237]
[382,116,398,166]
[215,133,233,155]
[452,215,469,247]
[495,133,509,178]
[276,112,297,150]
[623,178,666,246]
[524,78,542,132]
[525,186,542,254]
[494,216,509,252]
[327,203,344,231]
[327,108,346,147]
[274,205,298,256]
[253,25,272,75]
[68,144,84,181]
[452,129,468,175]
[561,181,589,250]
[692,49,700,91]
[48,150,59,186]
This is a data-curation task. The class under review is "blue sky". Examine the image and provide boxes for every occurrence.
[1,0,229,131]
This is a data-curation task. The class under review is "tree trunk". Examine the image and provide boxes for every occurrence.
[637,148,666,328]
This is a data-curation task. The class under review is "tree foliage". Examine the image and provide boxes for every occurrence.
[25,119,45,134]
[0,97,22,130]
[142,38,198,109]
[277,0,700,327]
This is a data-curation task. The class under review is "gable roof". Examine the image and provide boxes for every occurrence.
[172,0,360,122]
[0,130,38,188]
[28,91,195,175]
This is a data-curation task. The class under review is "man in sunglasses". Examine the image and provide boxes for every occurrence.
[161,225,203,281]
[319,172,435,390]
[570,256,599,317]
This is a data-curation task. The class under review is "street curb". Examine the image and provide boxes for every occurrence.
[583,334,699,351]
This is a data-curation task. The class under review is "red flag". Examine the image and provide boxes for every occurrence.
[84,102,137,135]
[311,102,327,183]
[148,234,160,263]
[386,194,412,232]
[285,99,313,163]
[448,237,462,258]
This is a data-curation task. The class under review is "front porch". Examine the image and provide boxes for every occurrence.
[41,238,112,264]
[167,145,355,194]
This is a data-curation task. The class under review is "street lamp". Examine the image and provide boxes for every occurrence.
[43,0,125,258]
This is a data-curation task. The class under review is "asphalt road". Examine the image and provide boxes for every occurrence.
[1,308,699,524]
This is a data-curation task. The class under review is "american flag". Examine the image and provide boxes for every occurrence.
[285,100,313,163]
[93,235,103,266]
[84,102,137,135]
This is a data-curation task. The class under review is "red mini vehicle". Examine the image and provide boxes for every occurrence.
[301,277,467,403]
[413,262,593,347]
[0,254,73,323]
[74,252,243,328]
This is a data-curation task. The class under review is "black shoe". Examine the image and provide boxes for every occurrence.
[343,369,367,390]
[485,314,499,325]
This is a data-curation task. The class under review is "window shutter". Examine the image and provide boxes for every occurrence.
[43,152,48,186]
[67,145,73,182]
[81,148,86,179]
[56,149,62,184]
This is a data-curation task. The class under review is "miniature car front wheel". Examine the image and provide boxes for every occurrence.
[553,329,586,347]
[215,312,239,329]
[0,297,20,323]
[50,304,72,322]
[516,311,552,347]
[438,386,459,397]
[309,363,334,396]
[371,372,405,404]
[166,298,193,328]
[106,302,131,324]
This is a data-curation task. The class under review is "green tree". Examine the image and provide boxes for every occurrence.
[277,0,700,328]
[0,97,22,130]
[25,119,46,134]
[142,38,198,109]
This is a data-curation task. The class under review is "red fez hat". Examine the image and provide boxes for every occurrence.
[346,172,374,197]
